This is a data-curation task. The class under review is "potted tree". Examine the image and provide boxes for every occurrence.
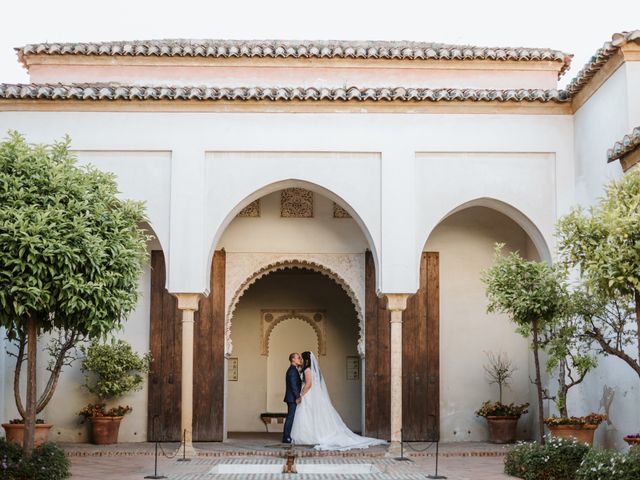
[482,244,567,444]
[542,295,603,446]
[476,352,529,443]
[79,339,150,444]
[0,132,149,455]
[557,171,640,446]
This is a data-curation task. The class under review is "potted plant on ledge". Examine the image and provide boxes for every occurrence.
[1,418,52,448]
[79,339,150,445]
[475,352,529,444]
[544,414,607,446]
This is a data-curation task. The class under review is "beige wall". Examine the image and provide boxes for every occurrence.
[227,270,361,432]
[218,190,368,254]
[425,206,539,442]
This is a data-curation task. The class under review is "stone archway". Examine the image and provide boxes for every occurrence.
[224,254,366,356]
[260,309,327,356]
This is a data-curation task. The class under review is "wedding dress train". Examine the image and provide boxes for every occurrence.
[290,352,386,451]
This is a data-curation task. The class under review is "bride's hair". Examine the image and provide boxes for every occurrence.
[301,351,312,371]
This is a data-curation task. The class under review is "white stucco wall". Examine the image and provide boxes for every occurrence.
[425,206,539,442]
[227,271,361,433]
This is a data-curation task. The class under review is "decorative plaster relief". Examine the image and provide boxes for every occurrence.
[261,309,326,356]
[333,203,352,218]
[225,252,365,358]
[237,199,260,217]
[281,188,313,217]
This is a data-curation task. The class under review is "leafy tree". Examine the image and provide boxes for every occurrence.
[0,132,149,455]
[482,244,567,443]
[542,293,597,418]
[557,171,640,378]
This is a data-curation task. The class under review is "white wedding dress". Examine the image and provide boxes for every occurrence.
[290,352,386,451]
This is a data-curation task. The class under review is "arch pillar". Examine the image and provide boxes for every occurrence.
[384,293,411,455]
[175,292,201,456]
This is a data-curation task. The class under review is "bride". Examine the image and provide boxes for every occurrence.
[290,351,386,451]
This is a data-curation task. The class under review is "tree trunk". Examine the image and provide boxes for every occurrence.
[531,318,545,444]
[558,358,568,418]
[23,314,38,456]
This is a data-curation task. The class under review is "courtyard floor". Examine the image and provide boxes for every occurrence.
[64,433,516,479]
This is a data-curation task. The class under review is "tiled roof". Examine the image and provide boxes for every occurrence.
[607,126,640,162]
[16,39,572,75]
[0,84,571,103]
[565,30,640,97]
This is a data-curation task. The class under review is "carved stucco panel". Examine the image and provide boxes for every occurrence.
[225,252,366,357]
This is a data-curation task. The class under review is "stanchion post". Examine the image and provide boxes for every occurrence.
[177,429,191,462]
[426,440,447,479]
[144,415,167,479]
[394,428,412,462]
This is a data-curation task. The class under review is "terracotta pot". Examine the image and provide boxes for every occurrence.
[485,416,519,444]
[547,424,598,446]
[89,416,124,445]
[1,423,53,447]
[623,436,640,446]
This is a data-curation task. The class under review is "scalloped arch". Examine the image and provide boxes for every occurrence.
[262,311,326,357]
[226,259,363,357]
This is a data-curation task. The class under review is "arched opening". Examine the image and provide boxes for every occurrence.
[422,203,547,443]
[227,267,362,438]
[213,183,374,442]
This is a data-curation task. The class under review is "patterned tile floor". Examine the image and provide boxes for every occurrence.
[66,433,516,479]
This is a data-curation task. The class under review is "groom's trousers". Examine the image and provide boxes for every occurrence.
[282,402,297,443]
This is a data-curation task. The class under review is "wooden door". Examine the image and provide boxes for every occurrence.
[148,250,226,441]
[193,250,226,441]
[364,250,391,439]
[402,252,440,441]
[148,251,181,441]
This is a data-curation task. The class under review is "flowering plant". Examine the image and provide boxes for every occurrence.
[475,401,529,418]
[7,418,45,424]
[544,413,607,427]
[78,403,133,420]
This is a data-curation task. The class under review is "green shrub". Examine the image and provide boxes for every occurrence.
[0,439,70,480]
[504,435,590,480]
[575,446,640,480]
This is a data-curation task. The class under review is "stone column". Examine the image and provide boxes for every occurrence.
[175,293,200,457]
[385,293,410,456]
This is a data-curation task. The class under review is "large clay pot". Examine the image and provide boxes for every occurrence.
[548,424,597,446]
[486,416,519,444]
[2,423,53,447]
[623,436,640,447]
[90,416,123,445]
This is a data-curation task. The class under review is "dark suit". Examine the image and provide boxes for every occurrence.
[282,365,302,443]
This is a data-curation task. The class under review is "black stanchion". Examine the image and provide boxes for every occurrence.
[394,428,412,462]
[177,429,191,462]
[426,440,447,479]
[144,415,167,479]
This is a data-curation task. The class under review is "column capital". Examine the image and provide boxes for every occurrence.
[174,293,201,311]
[384,293,411,312]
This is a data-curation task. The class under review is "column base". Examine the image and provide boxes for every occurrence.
[386,441,402,458]
[174,442,198,459]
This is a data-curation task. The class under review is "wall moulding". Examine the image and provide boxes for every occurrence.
[225,252,365,357]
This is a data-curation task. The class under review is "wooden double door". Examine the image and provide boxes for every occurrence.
[365,251,440,442]
[148,249,439,442]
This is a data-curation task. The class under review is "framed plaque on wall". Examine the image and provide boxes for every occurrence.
[228,357,239,381]
[346,356,360,380]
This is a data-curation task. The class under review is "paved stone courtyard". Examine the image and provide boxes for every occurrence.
[65,434,516,479]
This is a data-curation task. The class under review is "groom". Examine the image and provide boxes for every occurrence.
[282,352,302,444]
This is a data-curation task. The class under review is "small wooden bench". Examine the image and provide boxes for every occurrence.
[260,412,287,432]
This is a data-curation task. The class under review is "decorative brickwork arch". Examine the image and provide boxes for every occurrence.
[226,258,364,357]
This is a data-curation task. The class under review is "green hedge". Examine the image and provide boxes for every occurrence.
[575,446,640,480]
[0,439,70,480]
[504,436,590,480]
